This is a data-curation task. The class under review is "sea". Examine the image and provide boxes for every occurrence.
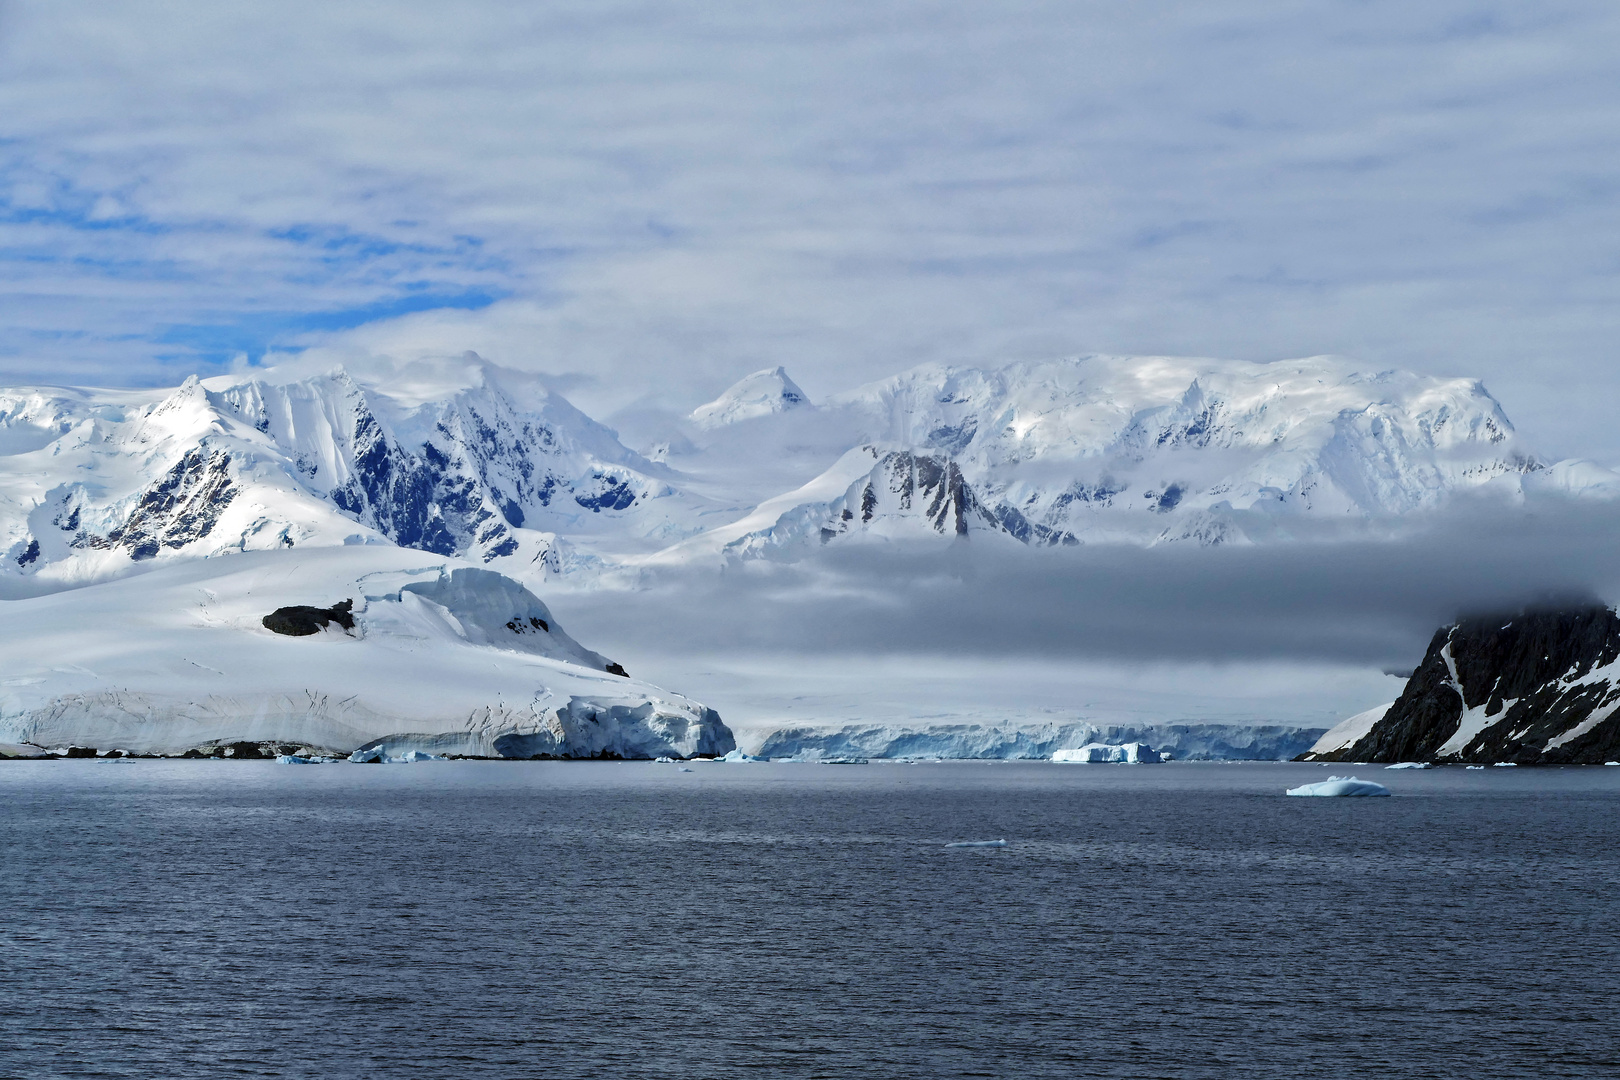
[2,759,1617,1079]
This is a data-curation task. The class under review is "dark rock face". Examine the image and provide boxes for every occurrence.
[1341,605,1620,764]
[823,450,1076,547]
[322,388,645,561]
[68,448,238,559]
[262,599,356,637]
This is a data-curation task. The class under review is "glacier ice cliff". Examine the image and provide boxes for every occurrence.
[751,722,1323,761]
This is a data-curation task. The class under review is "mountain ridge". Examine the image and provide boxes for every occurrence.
[2,351,1612,596]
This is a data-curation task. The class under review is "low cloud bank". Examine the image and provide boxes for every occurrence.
[552,500,1620,669]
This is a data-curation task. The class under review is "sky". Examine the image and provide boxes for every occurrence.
[3,1,1620,462]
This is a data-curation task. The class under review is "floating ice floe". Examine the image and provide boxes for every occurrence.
[1465,765,1486,770]
[349,747,444,763]
[1492,762,1518,767]
[1384,762,1434,770]
[1285,775,1391,797]
[718,749,767,762]
[1051,742,1162,764]
[946,839,1009,848]
[274,754,332,765]
[1607,761,1620,766]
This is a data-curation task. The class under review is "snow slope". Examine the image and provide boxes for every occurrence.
[1303,702,1394,758]
[0,546,733,758]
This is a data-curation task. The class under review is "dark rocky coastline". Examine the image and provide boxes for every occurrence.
[1309,605,1620,764]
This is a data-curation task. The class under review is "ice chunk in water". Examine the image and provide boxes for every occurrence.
[945,839,1010,848]
[1384,762,1433,770]
[1051,742,1162,763]
[1285,775,1391,797]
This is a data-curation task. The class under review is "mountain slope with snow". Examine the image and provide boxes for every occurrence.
[1,351,1612,596]
[0,361,724,597]
[1317,606,1620,764]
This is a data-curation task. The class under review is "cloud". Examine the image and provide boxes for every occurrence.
[547,495,1620,670]
[0,2,1618,461]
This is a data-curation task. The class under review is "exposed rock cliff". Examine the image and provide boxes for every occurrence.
[1309,605,1620,764]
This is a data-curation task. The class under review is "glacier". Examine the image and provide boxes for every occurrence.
[751,722,1323,762]
[0,546,734,759]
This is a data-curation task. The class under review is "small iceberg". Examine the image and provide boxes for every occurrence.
[1465,765,1486,770]
[654,756,677,763]
[1285,775,1391,797]
[719,749,767,763]
[274,754,331,765]
[946,839,1010,848]
[1384,762,1433,770]
[1492,762,1518,768]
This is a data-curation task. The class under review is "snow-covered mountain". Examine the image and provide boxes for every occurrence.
[656,354,1565,560]
[0,546,734,759]
[0,360,722,597]
[3,349,1608,760]
[2,351,1614,597]
[689,366,810,429]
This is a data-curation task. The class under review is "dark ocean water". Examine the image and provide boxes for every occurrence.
[2,760,1618,1079]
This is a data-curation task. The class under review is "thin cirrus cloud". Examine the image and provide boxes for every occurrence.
[0,2,1617,458]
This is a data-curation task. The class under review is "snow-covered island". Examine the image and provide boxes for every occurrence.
[0,546,734,760]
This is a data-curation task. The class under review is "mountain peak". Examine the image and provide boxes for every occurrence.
[690,366,810,429]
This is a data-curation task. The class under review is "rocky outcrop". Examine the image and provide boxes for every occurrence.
[263,600,356,636]
[1313,605,1620,764]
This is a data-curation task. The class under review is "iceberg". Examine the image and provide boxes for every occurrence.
[945,839,1009,848]
[1285,775,1391,797]
[718,749,767,762]
[1384,761,1434,770]
[1051,742,1161,763]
